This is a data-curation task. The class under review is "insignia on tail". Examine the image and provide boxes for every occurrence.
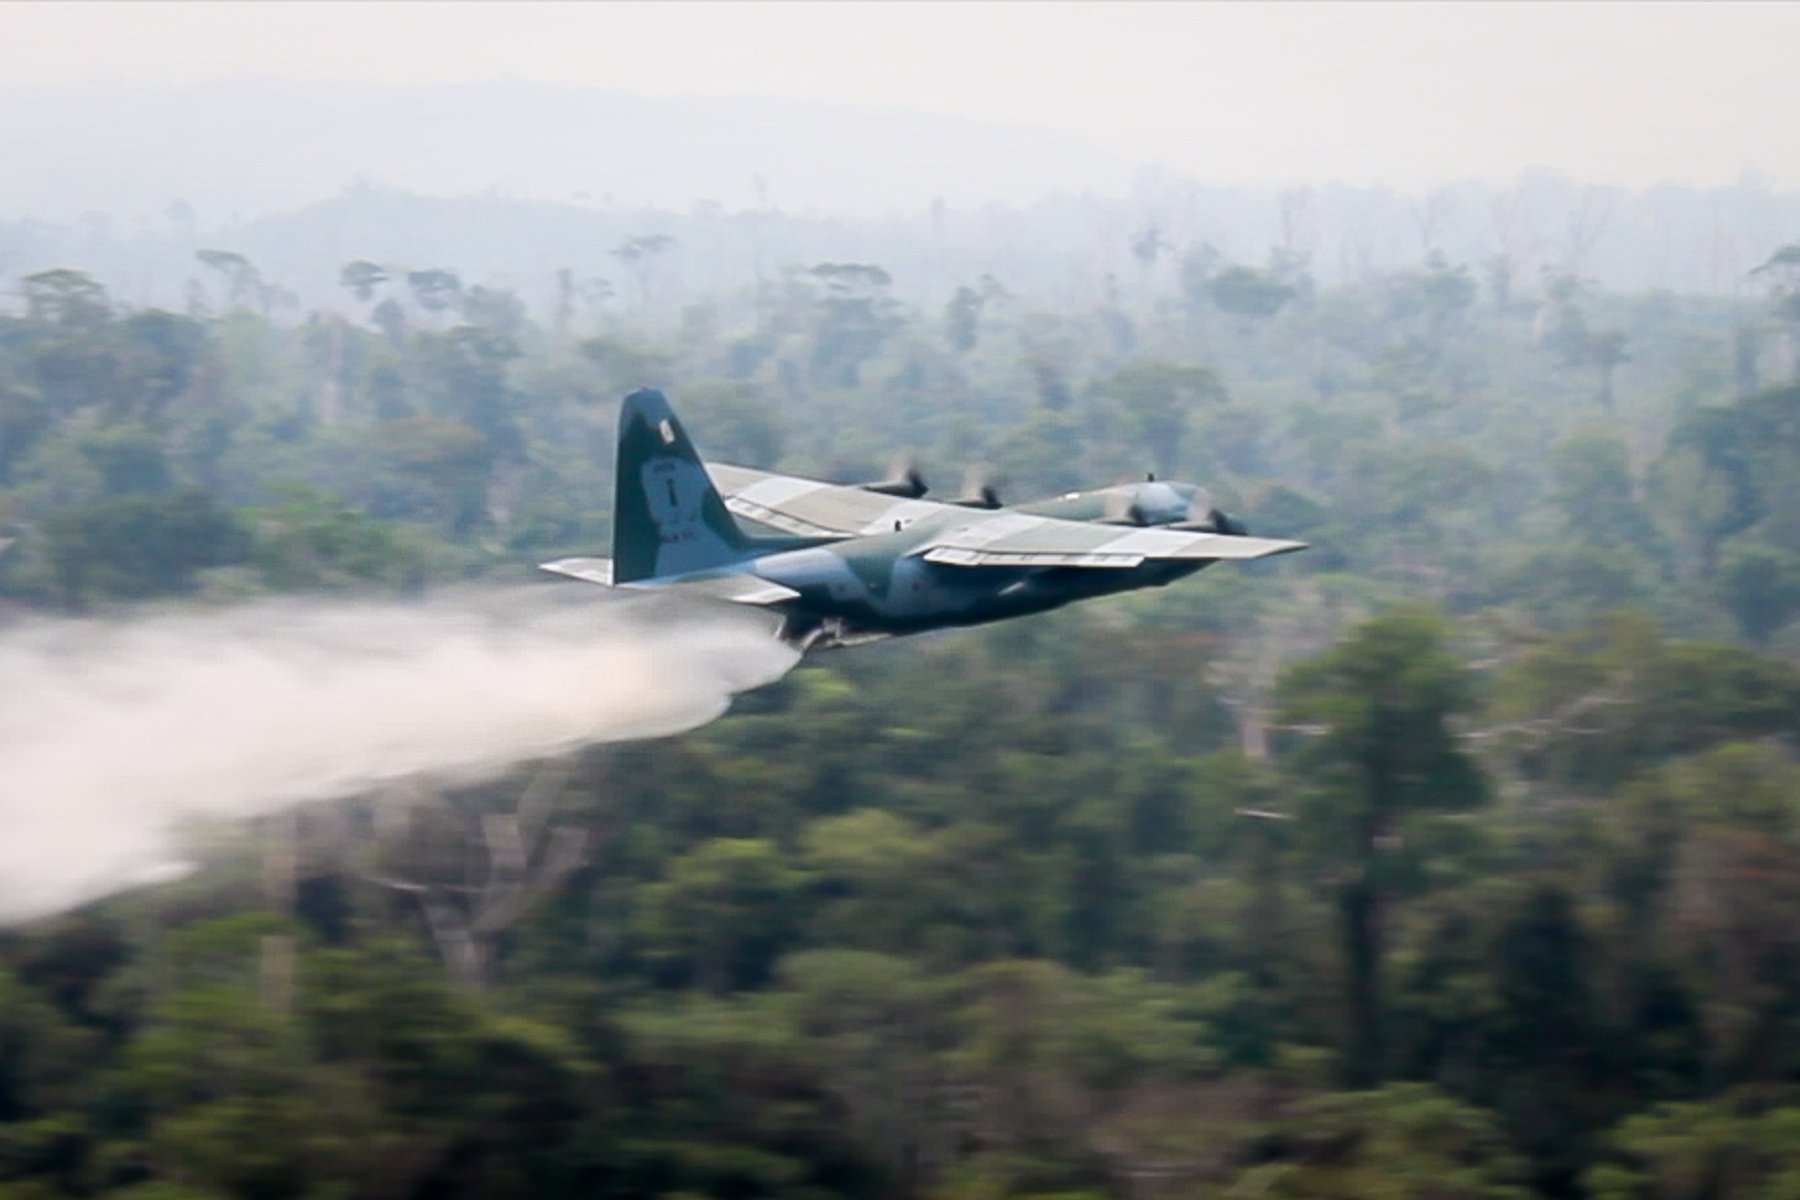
[612,388,755,583]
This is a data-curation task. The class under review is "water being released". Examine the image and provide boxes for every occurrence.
[0,586,798,924]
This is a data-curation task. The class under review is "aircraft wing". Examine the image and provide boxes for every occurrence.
[915,513,1306,568]
[708,463,960,537]
[538,556,799,605]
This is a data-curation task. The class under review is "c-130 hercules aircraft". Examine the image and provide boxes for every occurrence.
[542,388,1305,650]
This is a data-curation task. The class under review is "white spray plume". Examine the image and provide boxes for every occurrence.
[0,586,799,925]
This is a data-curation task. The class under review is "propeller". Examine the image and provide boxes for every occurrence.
[950,463,1004,509]
[1169,487,1249,535]
[861,454,928,499]
[1102,490,1150,526]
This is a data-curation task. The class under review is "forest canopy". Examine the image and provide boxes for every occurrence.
[3,189,1800,1199]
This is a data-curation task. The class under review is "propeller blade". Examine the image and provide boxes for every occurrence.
[951,463,1004,508]
[1102,490,1149,526]
[862,453,928,498]
[1167,487,1250,535]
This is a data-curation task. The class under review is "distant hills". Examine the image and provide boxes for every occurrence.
[0,78,1139,220]
[2,79,1800,310]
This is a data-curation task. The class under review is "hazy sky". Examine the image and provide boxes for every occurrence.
[7,1,1799,192]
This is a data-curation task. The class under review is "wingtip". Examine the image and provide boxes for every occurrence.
[1232,536,1309,560]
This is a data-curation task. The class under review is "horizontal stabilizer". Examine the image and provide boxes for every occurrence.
[542,556,796,606]
[650,573,800,606]
[539,556,616,585]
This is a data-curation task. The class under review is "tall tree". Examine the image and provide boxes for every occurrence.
[1278,606,1486,1087]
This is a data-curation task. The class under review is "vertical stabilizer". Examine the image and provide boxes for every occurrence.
[613,388,752,583]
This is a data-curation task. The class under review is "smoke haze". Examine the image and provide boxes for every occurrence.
[0,587,798,925]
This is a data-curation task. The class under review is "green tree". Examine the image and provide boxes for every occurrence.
[1205,264,1296,323]
[675,380,784,466]
[1552,431,1660,554]
[1587,1096,1800,1200]
[249,486,419,592]
[804,262,902,389]
[1716,541,1800,644]
[1487,613,1800,794]
[1239,1083,1529,1199]
[1097,362,1225,478]
[944,286,983,353]
[338,260,388,305]
[405,268,462,315]
[194,250,261,312]
[774,949,947,1189]
[632,838,811,991]
[1278,607,1486,1086]
[20,269,110,330]
[45,486,250,606]
[1484,883,1607,1194]
[1751,242,1800,384]
[802,810,939,956]
[77,424,172,497]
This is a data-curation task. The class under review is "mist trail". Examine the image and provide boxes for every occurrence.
[0,586,799,925]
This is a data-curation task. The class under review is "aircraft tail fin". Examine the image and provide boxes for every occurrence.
[612,388,754,583]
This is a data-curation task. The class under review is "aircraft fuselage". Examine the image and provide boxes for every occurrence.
[703,510,1209,647]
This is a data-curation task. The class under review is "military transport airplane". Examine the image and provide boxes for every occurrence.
[541,388,1305,650]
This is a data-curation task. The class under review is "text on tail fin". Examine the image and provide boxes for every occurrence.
[612,388,751,583]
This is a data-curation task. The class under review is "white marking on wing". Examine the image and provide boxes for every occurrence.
[736,475,828,507]
[938,513,1047,550]
[726,498,840,537]
[1093,528,1227,556]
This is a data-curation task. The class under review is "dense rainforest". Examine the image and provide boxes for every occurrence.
[5,194,1800,1199]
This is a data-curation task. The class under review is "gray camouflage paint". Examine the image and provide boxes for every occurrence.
[557,388,1301,651]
